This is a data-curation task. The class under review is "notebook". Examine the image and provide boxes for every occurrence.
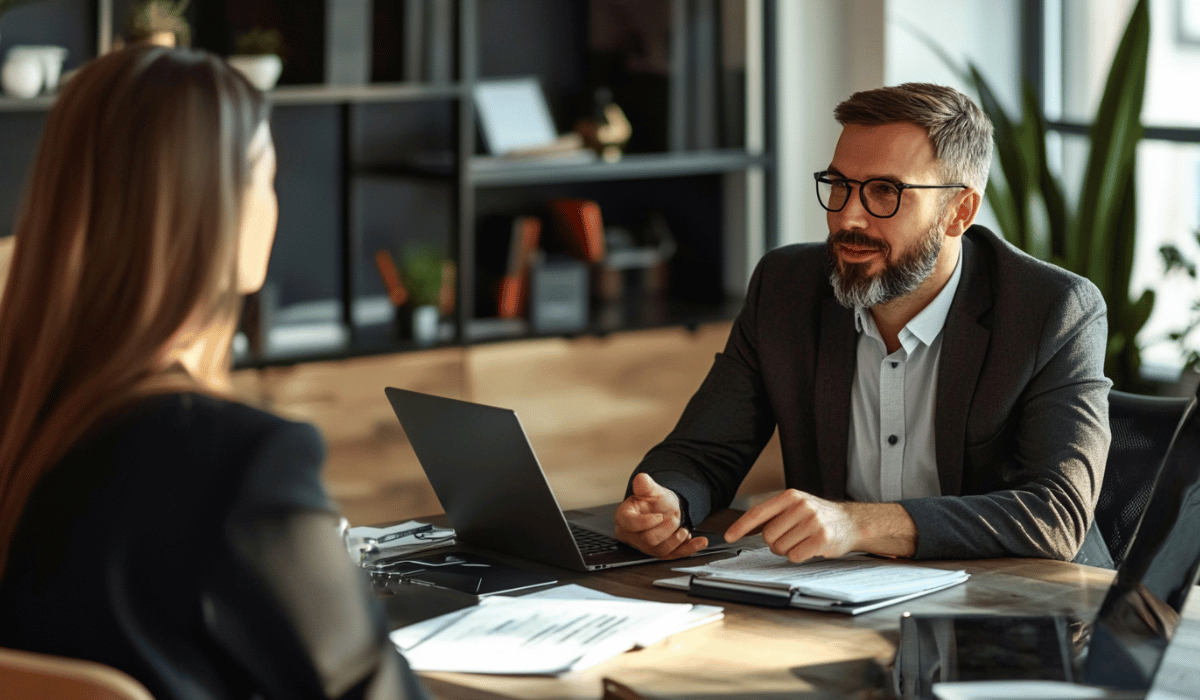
[896,392,1200,700]
[384,387,732,572]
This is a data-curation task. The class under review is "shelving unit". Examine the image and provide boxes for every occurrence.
[0,0,777,367]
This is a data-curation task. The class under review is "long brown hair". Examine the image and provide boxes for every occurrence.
[0,46,269,577]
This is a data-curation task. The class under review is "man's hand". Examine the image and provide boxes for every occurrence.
[724,489,917,561]
[613,473,709,559]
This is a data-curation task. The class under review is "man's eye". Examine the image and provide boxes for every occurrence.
[867,181,899,197]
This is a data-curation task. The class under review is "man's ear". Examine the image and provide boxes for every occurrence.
[944,188,981,238]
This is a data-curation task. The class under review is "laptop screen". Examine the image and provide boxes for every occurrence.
[1084,393,1200,690]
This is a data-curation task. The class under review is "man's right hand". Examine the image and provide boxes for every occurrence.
[613,473,709,559]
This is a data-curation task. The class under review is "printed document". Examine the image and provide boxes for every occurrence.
[391,595,697,675]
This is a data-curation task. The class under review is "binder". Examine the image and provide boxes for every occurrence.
[547,199,606,263]
[476,215,542,318]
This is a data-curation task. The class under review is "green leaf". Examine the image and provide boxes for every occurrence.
[967,63,1032,250]
[1024,84,1067,262]
[1161,244,1197,277]
[1126,288,1155,338]
[1073,0,1149,288]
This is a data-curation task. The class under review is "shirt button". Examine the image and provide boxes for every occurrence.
[890,362,898,368]
[888,435,899,445]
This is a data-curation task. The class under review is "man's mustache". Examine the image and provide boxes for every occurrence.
[828,229,889,256]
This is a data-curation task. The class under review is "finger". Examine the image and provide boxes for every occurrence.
[725,492,800,541]
[615,511,665,533]
[760,504,810,545]
[646,526,692,558]
[630,472,662,499]
[640,516,683,548]
[660,535,710,560]
[784,537,824,563]
[767,521,820,561]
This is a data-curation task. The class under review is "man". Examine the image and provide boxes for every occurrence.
[614,83,1112,564]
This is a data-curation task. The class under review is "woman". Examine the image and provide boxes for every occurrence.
[0,46,429,700]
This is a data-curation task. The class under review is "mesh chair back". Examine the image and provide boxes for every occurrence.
[1097,390,1194,568]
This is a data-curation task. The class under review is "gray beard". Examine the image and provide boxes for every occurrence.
[828,222,943,309]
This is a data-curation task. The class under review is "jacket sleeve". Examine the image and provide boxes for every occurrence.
[629,255,779,527]
[901,279,1112,560]
[200,419,432,700]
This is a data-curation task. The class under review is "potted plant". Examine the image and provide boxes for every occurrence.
[228,27,283,92]
[398,246,448,345]
[916,0,1152,391]
[121,0,191,48]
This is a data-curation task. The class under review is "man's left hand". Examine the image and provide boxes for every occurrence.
[723,489,918,561]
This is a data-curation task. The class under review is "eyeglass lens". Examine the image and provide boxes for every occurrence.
[817,177,901,218]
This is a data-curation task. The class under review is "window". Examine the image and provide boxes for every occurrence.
[1045,0,1200,378]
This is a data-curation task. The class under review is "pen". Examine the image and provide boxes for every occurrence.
[377,523,434,544]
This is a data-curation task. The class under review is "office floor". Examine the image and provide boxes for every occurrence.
[230,322,785,527]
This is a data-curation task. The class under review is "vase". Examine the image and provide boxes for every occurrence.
[411,304,439,345]
[227,55,283,91]
[1,50,43,99]
[36,46,68,93]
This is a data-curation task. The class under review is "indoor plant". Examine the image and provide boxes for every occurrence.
[398,246,447,344]
[122,0,190,48]
[228,27,283,91]
[920,0,1151,391]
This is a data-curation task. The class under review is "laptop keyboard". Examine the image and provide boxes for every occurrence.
[569,523,622,556]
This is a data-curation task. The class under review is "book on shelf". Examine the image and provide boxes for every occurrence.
[475,214,541,318]
[655,548,969,615]
[547,198,606,264]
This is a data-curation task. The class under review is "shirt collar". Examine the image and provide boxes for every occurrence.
[853,244,964,349]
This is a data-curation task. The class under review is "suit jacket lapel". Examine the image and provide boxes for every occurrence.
[935,234,993,495]
[815,298,857,500]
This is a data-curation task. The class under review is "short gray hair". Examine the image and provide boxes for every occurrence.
[834,83,993,194]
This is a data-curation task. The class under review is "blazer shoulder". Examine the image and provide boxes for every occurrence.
[966,226,1105,315]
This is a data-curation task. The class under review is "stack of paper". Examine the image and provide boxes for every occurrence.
[657,548,968,615]
[389,584,723,675]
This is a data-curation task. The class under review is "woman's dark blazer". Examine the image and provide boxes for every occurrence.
[0,392,430,700]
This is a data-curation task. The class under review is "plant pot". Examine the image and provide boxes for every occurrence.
[1,50,43,99]
[228,54,283,91]
[410,304,439,345]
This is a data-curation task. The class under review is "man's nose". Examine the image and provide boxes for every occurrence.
[829,185,871,230]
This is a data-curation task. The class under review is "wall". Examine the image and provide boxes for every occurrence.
[773,0,1022,248]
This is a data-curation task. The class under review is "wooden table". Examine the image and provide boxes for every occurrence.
[399,543,1116,700]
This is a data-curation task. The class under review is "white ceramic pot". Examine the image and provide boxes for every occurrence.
[227,54,283,91]
[35,46,68,93]
[411,305,439,345]
[1,51,43,99]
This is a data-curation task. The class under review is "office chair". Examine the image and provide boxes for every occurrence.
[1095,389,1195,568]
[0,646,154,700]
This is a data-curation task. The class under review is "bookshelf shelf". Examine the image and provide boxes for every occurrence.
[0,0,777,368]
[270,82,463,105]
[0,95,57,112]
[470,151,770,187]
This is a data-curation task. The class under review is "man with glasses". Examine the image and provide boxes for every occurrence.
[615,83,1112,564]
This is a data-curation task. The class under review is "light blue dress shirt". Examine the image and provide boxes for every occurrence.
[845,245,964,503]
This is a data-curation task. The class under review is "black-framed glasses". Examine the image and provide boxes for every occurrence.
[814,171,967,219]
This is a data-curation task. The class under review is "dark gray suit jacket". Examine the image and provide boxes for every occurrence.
[633,225,1112,560]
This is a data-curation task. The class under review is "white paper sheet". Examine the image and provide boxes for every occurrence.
[522,583,724,645]
[391,596,696,675]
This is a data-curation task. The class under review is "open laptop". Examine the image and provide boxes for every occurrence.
[385,387,732,572]
[895,390,1200,700]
